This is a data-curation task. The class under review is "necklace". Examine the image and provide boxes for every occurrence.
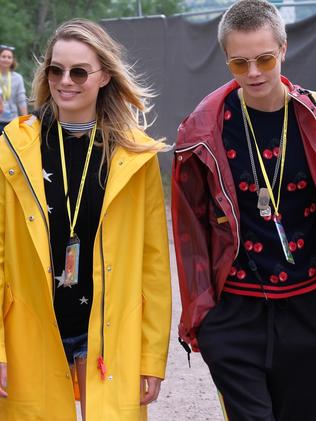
[240,96,284,217]
[59,120,96,133]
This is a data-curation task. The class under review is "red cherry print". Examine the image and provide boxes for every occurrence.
[249,183,257,193]
[239,181,249,192]
[237,270,246,280]
[180,172,189,182]
[224,110,232,120]
[273,214,282,222]
[180,233,190,242]
[288,241,297,252]
[308,267,316,278]
[273,146,280,157]
[196,205,207,218]
[263,149,273,159]
[297,239,305,249]
[304,208,311,218]
[297,180,307,190]
[244,240,253,251]
[269,275,279,284]
[253,242,263,253]
[227,149,237,159]
[229,266,237,276]
[310,203,316,213]
[287,182,297,192]
[196,262,204,272]
[279,271,288,282]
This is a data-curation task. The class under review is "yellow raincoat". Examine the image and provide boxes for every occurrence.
[0,116,171,421]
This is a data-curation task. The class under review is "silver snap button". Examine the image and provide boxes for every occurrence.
[106,265,112,272]
[28,215,35,221]
[8,169,15,175]
[48,267,52,273]
[106,321,111,327]
[108,375,113,381]
[118,160,124,166]
[177,155,183,161]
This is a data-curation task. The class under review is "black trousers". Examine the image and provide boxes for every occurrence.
[197,290,316,421]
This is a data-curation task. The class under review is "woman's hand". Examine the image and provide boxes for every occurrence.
[0,362,8,397]
[140,375,162,405]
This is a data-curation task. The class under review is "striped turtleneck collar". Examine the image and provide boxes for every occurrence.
[59,120,96,133]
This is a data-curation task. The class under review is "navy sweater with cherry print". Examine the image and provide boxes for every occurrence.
[223,89,316,298]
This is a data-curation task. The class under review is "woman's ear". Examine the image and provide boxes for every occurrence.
[281,42,287,62]
[100,72,111,88]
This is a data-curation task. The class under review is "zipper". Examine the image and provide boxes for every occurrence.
[97,223,106,380]
[175,142,240,258]
[3,132,56,298]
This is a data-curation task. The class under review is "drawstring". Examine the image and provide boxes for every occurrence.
[178,337,191,367]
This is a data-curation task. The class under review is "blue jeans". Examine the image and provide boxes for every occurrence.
[62,333,88,366]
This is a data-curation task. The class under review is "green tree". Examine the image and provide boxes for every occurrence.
[0,0,185,96]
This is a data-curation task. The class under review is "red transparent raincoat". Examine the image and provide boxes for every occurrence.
[172,77,316,351]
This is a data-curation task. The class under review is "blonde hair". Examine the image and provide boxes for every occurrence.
[31,18,168,180]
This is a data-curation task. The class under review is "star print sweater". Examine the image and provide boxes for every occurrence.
[40,118,106,338]
[222,89,316,298]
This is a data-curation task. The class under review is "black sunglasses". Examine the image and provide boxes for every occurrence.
[45,65,102,85]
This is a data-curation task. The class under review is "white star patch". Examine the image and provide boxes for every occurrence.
[43,169,53,183]
[79,296,89,305]
[55,270,71,288]
[47,205,53,214]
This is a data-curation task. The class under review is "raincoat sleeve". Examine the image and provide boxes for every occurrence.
[171,125,216,351]
[0,169,6,363]
[140,155,171,379]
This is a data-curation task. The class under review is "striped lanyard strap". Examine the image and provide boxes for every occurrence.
[0,71,11,101]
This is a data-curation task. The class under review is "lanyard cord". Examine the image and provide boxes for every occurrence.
[240,97,283,194]
[240,89,288,216]
[0,71,11,101]
[58,122,97,238]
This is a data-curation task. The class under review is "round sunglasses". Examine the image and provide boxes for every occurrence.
[226,50,280,75]
[45,65,102,85]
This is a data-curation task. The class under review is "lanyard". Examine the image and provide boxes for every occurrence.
[0,71,11,101]
[240,89,288,216]
[58,122,96,238]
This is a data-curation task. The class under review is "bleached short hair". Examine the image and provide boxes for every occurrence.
[218,0,287,51]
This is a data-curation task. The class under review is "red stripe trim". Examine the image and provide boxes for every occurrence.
[225,275,316,291]
[223,282,316,299]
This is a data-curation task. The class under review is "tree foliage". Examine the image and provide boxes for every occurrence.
[0,0,185,95]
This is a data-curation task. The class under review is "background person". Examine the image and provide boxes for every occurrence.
[172,0,316,420]
[0,44,27,132]
[0,19,171,421]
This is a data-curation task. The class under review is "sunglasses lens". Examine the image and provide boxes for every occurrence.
[257,54,277,71]
[228,58,248,75]
[70,68,88,84]
[46,65,63,82]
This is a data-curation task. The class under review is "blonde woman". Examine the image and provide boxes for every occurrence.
[0,45,27,132]
[0,19,171,421]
